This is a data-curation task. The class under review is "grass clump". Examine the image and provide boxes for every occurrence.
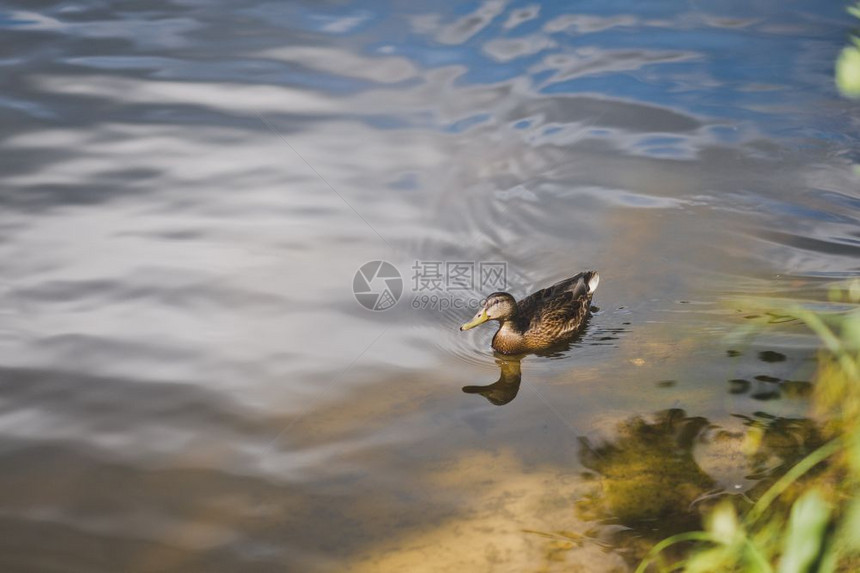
[638,282,860,573]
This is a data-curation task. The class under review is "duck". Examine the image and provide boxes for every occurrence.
[459,270,599,355]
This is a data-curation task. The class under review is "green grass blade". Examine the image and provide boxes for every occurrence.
[747,439,841,526]
[778,490,831,573]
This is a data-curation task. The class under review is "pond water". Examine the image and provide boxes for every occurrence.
[1,1,859,571]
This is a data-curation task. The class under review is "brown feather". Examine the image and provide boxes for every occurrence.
[491,271,597,354]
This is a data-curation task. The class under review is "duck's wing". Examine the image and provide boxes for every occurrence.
[528,291,592,340]
[515,271,598,342]
[516,271,598,320]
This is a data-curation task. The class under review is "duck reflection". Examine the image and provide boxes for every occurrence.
[461,354,522,405]
[461,323,596,406]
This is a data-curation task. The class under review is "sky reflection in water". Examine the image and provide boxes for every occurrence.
[0,0,859,571]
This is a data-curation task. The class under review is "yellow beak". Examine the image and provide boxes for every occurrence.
[460,308,489,331]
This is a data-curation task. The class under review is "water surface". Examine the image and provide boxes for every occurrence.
[1,1,859,571]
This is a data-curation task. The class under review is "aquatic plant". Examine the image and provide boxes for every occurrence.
[837,5,860,97]
[637,282,860,573]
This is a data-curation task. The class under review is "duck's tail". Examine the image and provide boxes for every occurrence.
[567,270,599,299]
[586,271,600,295]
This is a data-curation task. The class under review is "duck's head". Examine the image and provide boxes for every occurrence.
[460,292,517,331]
